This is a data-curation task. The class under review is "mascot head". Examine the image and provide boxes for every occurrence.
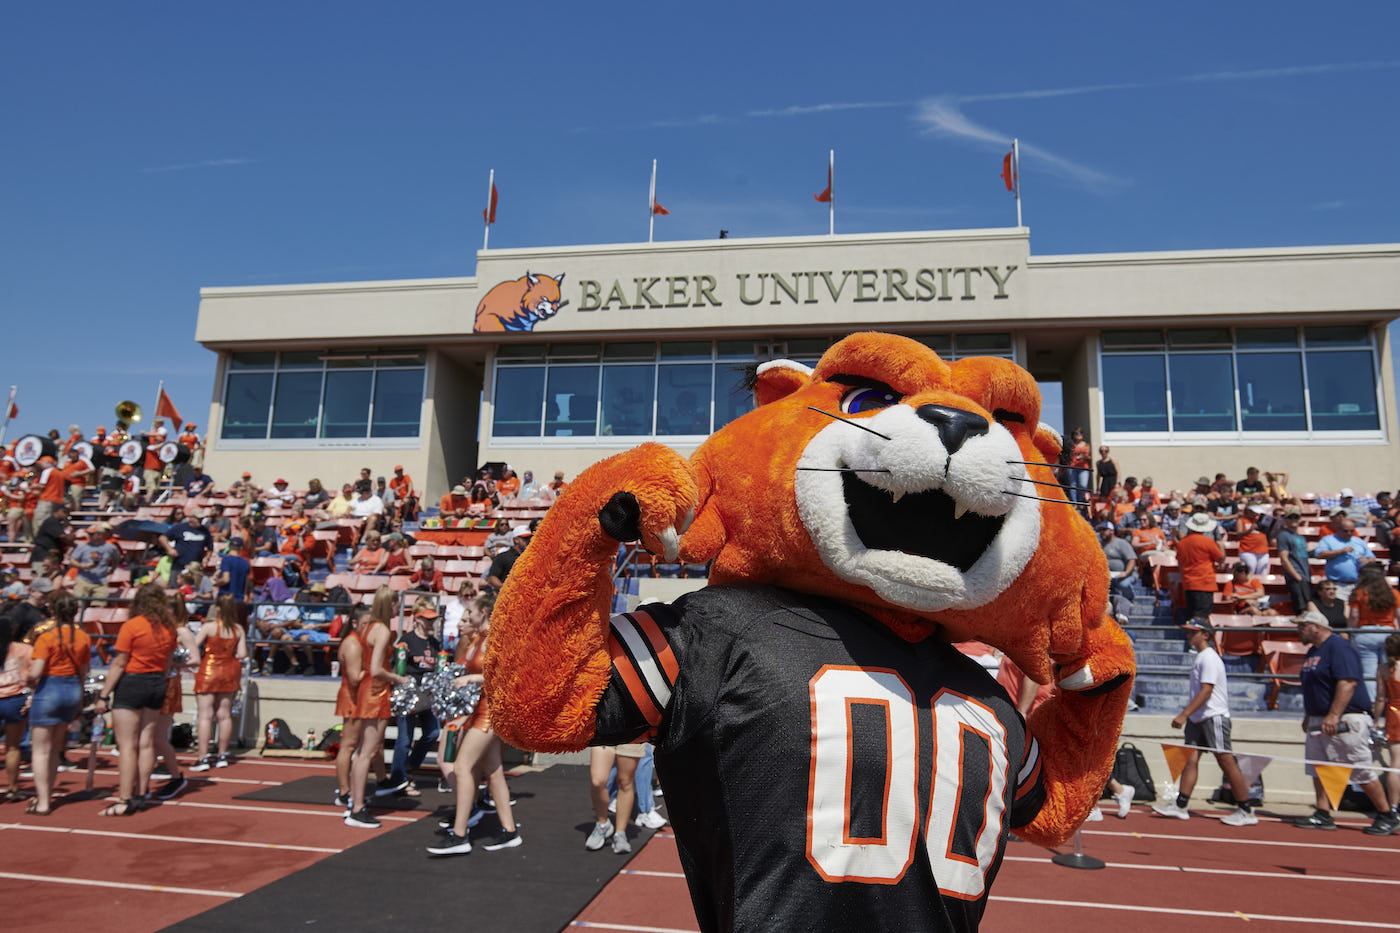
[680,332,1108,683]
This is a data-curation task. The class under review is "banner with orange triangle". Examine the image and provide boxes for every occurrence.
[1161,744,1195,782]
[1314,764,1354,810]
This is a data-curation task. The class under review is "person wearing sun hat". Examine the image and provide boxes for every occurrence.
[1151,617,1258,826]
[1176,511,1223,622]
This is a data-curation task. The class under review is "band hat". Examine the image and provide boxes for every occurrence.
[394,464,404,472]
[1184,512,1217,534]
[1293,609,1330,628]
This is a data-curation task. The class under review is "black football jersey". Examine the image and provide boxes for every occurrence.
[595,583,1044,933]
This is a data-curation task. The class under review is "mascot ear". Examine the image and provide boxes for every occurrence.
[1033,421,1063,464]
[751,359,813,407]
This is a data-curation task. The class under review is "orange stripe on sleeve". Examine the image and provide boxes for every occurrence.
[629,609,680,684]
[608,631,662,726]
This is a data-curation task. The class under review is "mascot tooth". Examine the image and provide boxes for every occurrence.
[487,332,1135,932]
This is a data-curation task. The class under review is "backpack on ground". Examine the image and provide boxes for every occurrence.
[1106,742,1155,801]
[263,717,302,750]
[1210,775,1264,808]
[316,723,343,750]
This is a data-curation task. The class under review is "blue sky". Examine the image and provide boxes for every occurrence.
[3,2,1398,439]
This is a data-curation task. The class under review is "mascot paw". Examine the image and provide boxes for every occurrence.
[1052,616,1134,695]
[573,443,697,562]
[599,490,694,562]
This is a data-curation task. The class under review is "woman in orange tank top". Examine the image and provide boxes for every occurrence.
[427,593,521,856]
[1373,634,1400,814]
[334,606,386,808]
[191,595,248,772]
[345,588,410,827]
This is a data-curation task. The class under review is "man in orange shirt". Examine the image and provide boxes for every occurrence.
[388,465,417,521]
[62,425,84,456]
[60,447,94,511]
[1178,512,1225,622]
[142,429,167,498]
[439,484,470,520]
[177,423,200,450]
[33,457,66,529]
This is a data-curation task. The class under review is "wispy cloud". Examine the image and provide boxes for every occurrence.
[1312,199,1350,212]
[143,157,257,174]
[955,82,1146,103]
[650,114,727,128]
[1181,61,1400,83]
[747,101,905,118]
[913,98,1126,193]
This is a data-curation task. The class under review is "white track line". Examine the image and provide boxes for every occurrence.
[571,918,697,924]
[162,799,420,823]
[0,822,339,853]
[622,869,685,878]
[1001,854,1400,886]
[990,895,1400,930]
[0,870,238,898]
[1082,827,1400,854]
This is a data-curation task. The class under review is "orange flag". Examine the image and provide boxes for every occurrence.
[814,163,832,202]
[652,199,669,216]
[482,182,498,224]
[1314,764,1353,810]
[156,388,182,427]
[1001,150,1017,192]
[1161,744,1194,782]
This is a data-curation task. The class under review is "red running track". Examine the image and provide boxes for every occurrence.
[0,752,415,933]
[570,806,1400,932]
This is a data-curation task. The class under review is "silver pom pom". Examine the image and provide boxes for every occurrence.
[425,664,481,720]
[171,645,192,667]
[390,677,426,716]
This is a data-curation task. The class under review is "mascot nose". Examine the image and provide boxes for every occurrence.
[916,404,989,455]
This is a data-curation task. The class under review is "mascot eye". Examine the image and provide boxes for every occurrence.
[840,387,899,415]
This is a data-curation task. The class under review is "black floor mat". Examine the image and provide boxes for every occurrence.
[166,766,659,932]
[236,774,460,811]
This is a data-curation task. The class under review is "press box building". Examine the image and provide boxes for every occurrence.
[194,228,1400,500]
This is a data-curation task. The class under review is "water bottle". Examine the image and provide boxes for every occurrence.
[443,728,461,763]
[393,642,409,676]
[436,650,449,672]
[330,660,341,678]
[305,728,317,749]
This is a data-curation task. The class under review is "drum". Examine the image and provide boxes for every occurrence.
[118,439,145,466]
[157,442,190,465]
[12,434,56,467]
[71,441,94,462]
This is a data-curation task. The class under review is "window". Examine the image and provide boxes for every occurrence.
[489,334,1014,442]
[1100,326,1382,438]
[220,350,425,443]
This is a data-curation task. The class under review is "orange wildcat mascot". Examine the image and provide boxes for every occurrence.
[473,272,566,333]
[487,332,1134,931]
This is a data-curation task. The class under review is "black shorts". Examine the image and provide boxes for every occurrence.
[1185,590,1214,620]
[113,672,167,711]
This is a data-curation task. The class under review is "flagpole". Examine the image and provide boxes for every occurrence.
[483,169,494,251]
[828,149,835,236]
[0,386,14,447]
[649,159,657,244]
[155,380,165,435]
[1013,138,1022,228]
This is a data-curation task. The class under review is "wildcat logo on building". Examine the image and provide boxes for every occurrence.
[473,272,567,333]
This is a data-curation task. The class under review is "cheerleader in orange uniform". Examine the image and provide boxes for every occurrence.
[427,593,520,856]
[1374,633,1400,813]
[345,588,408,828]
[191,595,247,771]
[334,606,386,808]
[148,596,198,801]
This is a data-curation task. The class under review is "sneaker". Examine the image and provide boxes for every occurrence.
[436,778,451,793]
[344,807,381,828]
[189,756,215,773]
[1363,812,1400,836]
[475,789,495,812]
[151,765,173,780]
[374,779,409,797]
[425,831,472,856]
[635,810,668,830]
[481,829,522,851]
[1151,802,1191,820]
[585,820,613,850]
[152,774,187,801]
[1113,788,1135,819]
[468,808,485,829]
[1221,808,1259,827]
[215,753,232,769]
[1293,811,1337,831]
[1084,806,1104,822]
[607,798,616,814]
[334,792,351,809]
[612,831,632,854]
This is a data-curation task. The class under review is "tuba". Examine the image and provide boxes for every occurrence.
[115,400,142,425]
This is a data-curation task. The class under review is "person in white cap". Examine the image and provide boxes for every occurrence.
[1338,488,1372,525]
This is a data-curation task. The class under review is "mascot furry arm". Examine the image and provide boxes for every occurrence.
[486,333,1133,894]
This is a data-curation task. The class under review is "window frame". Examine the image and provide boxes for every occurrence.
[216,350,427,449]
[1098,325,1386,445]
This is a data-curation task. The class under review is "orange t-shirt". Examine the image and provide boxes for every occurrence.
[61,458,93,487]
[389,475,414,499]
[32,626,92,677]
[439,493,469,514]
[496,476,520,498]
[143,444,163,471]
[1113,502,1134,520]
[1351,588,1400,628]
[178,432,200,449]
[38,465,65,504]
[1131,527,1166,553]
[1176,533,1224,592]
[1239,529,1269,555]
[1222,577,1265,613]
[114,615,176,673]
